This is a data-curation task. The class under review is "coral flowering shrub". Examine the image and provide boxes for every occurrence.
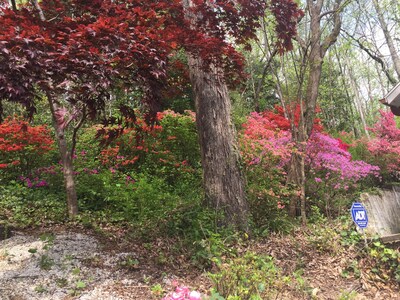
[241,112,293,165]
[0,117,54,176]
[240,112,294,230]
[98,110,200,181]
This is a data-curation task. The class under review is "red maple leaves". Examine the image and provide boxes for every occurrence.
[0,0,303,120]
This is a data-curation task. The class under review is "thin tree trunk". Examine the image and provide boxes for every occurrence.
[373,0,400,79]
[375,61,389,96]
[27,0,78,218]
[47,96,78,218]
[286,52,308,225]
[287,0,343,223]
[9,0,17,11]
[30,0,46,22]
[334,47,360,137]
[346,59,370,138]
[287,149,306,223]
[254,47,278,112]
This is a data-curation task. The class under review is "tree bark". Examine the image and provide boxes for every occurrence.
[182,0,249,230]
[9,0,17,11]
[186,56,249,230]
[287,148,306,223]
[47,96,78,218]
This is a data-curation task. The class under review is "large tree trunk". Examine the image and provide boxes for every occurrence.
[48,96,78,218]
[187,56,249,230]
[182,0,248,230]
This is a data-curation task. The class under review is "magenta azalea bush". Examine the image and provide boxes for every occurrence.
[307,132,380,190]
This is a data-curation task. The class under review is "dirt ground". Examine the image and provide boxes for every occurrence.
[0,225,398,300]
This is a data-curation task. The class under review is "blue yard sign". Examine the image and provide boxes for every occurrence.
[351,202,368,229]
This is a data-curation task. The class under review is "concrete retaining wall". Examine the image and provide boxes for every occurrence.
[360,187,400,238]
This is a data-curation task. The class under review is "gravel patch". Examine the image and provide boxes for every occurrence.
[0,232,142,300]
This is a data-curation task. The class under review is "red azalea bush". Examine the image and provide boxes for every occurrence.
[0,117,54,179]
[262,104,324,132]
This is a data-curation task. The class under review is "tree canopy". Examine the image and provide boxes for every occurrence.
[0,0,302,121]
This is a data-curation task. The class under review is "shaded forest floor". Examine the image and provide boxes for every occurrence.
[0,223,399,300]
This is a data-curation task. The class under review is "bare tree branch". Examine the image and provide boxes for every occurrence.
[30,0,46,21]
[342,29,397,84]
[321,0,343,56]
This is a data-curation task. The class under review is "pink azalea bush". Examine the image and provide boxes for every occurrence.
[366,110,400,179]
[240,111,380,191]
[240,109,381,220]
[162,286,202,300]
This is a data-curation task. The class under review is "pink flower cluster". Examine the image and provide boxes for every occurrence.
[307,132,380,188]
[19,176,48,188]
[162,286,202,300]
[367,110,400,174]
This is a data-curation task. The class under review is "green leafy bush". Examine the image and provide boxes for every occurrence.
[209,252,288,299]
[245,158,294,234]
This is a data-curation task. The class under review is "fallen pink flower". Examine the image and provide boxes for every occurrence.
[189,291,201,300]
